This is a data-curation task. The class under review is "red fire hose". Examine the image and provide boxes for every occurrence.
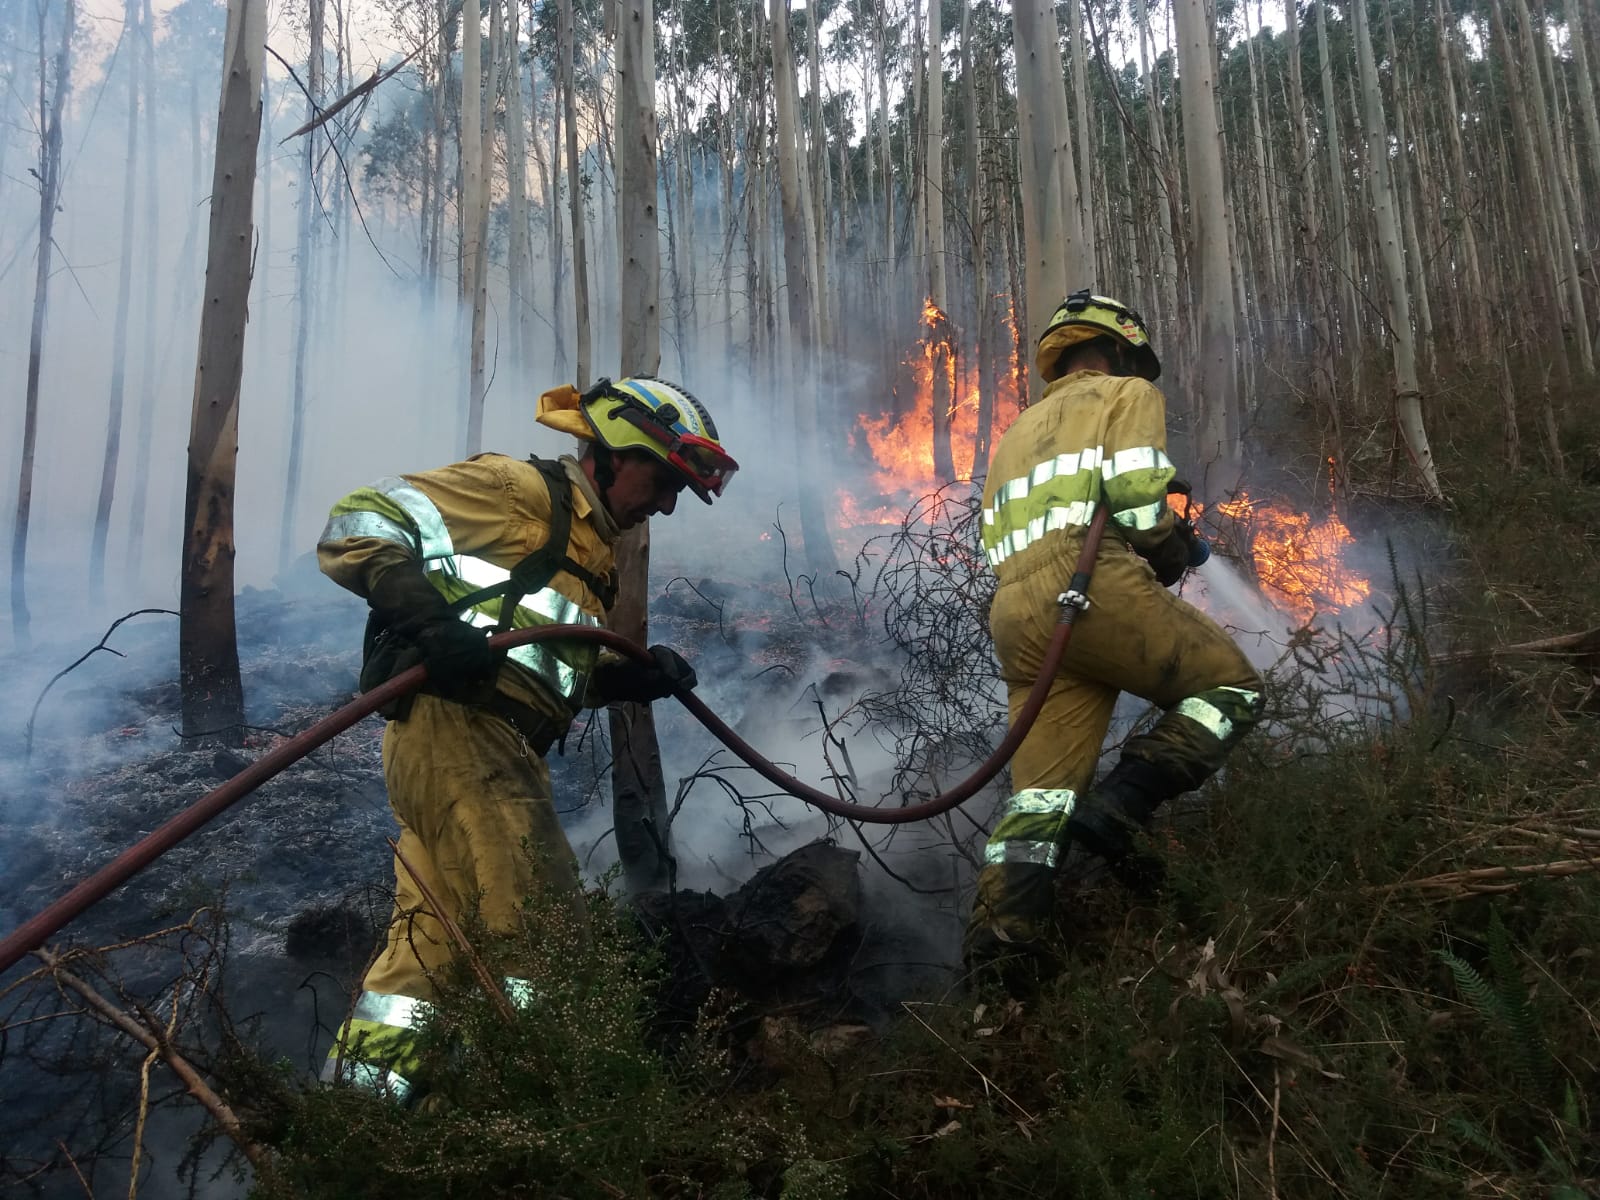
[0,509,1109,975]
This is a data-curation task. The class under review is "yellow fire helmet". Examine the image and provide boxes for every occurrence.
[537,375,738,503]
[1035,290,1161,383]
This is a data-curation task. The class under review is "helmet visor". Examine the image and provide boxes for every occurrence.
[668,434,739,498]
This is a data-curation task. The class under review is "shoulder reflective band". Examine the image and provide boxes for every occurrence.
[320,477,457,563]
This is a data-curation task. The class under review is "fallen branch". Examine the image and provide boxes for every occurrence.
[32,948,269,1170]
[1434,627,1600,666]
[1368,857,1600,900]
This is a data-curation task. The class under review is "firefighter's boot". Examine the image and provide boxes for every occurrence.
[1065,757,1184,892]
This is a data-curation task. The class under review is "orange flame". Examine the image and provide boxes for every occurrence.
[839,297,1022,528]
[1211,491,1371,622]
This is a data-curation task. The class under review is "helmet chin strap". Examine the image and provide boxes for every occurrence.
[589,442,621,518]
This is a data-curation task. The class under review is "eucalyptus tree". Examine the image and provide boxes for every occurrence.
[610,0,674,893]
[557,0,592,386]
[1351,0,1440,499]
[770,0,839,572]
[281,0,326,572]
[91,0,144,601]
[924,0,952,480]
[180,0,267,741]
[1010,0,1088,403]
[1174,0,1239,471]
[11,0,76,646]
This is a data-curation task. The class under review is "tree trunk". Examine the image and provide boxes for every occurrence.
[91,0,139,601]
[611,0,672,895]
[925,0,953,482]
[124,0,160,583]
[1173,0,1237,474]
[964,0,996,470]
[504,0,535,373]
[770,0,838,573]
[1352,0,1441,500]
[11,0,76,646]
[1010,0,1087,404]
[180,0,267,741]
[559,0,591,387]
[280,0,323,573]
[1315,0,1357,346]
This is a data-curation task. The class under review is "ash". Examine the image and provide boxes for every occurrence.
[0,526,996,1198]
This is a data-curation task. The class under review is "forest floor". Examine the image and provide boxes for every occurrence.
[5,372,1600,1199]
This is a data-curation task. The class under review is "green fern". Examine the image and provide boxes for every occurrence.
[1486,912,1555,1098]
[1436,918,1555,1101]
[1436,948,1504,1027]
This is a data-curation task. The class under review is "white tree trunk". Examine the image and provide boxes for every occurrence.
[1174,0,1237,471]
[1352,0,1441,500]
[1010,0,1087,403]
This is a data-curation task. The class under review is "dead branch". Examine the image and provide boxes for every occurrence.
[1433,627,1600,666]
[25,608,178,759]
[31,948,268,1170]
[1368,858,1600,900]
[387,838,517,1023]
[275,51,409,142]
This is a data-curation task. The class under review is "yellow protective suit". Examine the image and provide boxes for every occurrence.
[316,453,618,1099]
[964,370,1263,966]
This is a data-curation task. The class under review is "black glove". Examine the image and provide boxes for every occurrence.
[413,619,498,698]
[1141,530,1192,587]
[592,645,697,705]
[368,564,497,700]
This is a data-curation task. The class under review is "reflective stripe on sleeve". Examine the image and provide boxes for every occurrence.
[1112,499,1167,531]
[371,477,455,562]
[1101,446,1172,480]
[318,510,415,547]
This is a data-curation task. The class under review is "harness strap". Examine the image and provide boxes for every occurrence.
[444,458,618,622]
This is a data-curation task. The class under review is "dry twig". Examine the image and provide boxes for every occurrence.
[387,838,517,1023]
[31,948,268,1170]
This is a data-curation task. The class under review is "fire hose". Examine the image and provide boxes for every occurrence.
[0,508,1109,976]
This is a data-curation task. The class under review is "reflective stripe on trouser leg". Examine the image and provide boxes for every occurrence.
[965,789,1076,958]
[322,990,432,1101]
[1127,685,1265,790]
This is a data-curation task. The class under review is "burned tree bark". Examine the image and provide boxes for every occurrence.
[179,0,267,742]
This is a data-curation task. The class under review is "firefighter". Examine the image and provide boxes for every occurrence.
[317,376,737,1099]
[964,291,1264,986]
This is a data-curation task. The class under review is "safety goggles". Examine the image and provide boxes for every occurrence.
[606,399,740,499]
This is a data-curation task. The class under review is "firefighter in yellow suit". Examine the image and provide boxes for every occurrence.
[964,292,1264,984]
[317,376,738,1100]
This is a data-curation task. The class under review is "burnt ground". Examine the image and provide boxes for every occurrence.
[0,556,981,1199]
